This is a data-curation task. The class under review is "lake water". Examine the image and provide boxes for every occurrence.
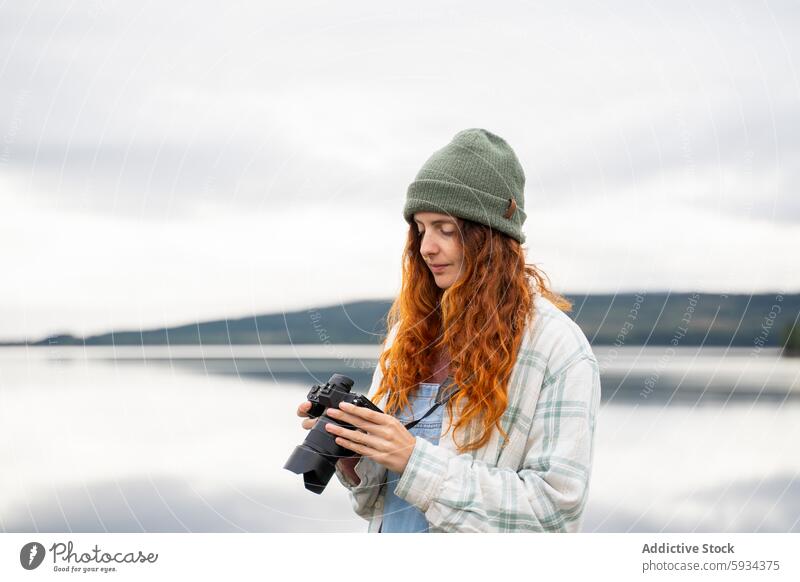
[0,345,798,533]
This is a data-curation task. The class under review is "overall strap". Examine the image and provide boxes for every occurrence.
[403,375,460,430]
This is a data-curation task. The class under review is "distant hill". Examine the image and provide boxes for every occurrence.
[4,292,799,349]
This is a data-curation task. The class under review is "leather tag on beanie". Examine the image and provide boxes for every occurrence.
[503,197,517,219]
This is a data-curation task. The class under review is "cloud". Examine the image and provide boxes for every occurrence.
[1,0,799,337]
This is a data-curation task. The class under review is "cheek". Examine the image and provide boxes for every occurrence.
[448,241,463,262]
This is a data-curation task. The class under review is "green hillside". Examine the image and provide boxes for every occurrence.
[10,292,800,352]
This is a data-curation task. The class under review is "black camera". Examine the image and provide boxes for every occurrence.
[284,373,384,494]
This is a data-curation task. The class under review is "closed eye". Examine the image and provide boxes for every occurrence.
[416,227,455,237]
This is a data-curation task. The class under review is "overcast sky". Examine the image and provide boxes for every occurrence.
[1,0,799,341]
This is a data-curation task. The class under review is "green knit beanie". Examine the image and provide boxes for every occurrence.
[403,128,527,244]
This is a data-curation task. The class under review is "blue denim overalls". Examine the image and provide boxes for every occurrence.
[379,382,443,533]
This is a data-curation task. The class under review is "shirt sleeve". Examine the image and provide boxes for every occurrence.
[392,354,601,532]
[333,377,388,521]
[332,323,400,519]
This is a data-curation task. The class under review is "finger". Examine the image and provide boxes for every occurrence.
[339,402,385,423]
[327,408,383,433]
[301,418,317,430]
[332,435,373,457]
[326,423,383,450]
[296,402,312,418]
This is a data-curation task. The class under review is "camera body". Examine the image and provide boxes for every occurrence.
[306,373,383,418]
[284,373,384,494]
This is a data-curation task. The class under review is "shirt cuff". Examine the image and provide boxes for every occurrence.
[335,459,359,488]
[393,437,450,512]
[335,456,380,490]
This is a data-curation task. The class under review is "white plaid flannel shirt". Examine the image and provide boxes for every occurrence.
[334,294,601,532]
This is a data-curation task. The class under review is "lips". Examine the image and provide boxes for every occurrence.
[430,264,449,272]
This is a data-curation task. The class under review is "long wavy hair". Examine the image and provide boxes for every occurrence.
[371,218,573,454]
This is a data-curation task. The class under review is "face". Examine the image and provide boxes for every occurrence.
[413,212,465,289]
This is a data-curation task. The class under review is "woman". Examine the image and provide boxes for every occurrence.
[297,128,600,532]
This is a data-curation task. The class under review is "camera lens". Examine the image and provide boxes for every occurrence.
[284,415,355,494]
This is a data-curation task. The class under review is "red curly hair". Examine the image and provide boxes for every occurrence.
[370,218,573,454]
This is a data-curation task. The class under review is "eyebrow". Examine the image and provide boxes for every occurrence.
[414,219,456,227]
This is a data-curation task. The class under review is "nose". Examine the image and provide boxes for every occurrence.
[419,231,440,259]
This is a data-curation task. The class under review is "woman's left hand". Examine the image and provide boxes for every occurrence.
[325,402,416,474]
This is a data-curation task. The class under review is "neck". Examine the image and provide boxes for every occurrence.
[426,346,451,384]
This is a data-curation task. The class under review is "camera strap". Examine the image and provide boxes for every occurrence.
[403,375,460,430]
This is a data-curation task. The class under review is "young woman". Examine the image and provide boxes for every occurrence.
[297,128,601,533]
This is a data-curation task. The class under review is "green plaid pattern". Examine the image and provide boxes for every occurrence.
[334,294,601,532]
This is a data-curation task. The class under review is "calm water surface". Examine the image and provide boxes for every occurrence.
[1,346,798,532]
